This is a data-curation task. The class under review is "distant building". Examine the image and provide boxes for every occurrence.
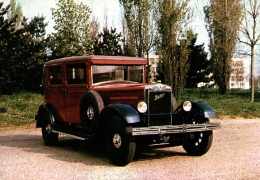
[229,59,250,89]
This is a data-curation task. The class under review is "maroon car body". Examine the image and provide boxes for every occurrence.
[36,56,220,166]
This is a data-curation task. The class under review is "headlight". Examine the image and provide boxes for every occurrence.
[183,100,192,112]
[137,101,147,113]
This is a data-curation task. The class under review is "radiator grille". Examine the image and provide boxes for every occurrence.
[147,91,172,126]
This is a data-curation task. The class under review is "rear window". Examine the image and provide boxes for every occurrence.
[49,66,63,85]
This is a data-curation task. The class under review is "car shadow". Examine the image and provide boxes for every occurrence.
[0,132,188,166]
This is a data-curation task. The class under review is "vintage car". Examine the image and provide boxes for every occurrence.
[35,56,220,166]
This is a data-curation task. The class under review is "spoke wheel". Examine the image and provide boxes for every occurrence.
[183,131,213,156]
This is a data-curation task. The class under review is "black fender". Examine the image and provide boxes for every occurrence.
[191,101,216,118]
[99,104,140,125]
[35,103,55,128]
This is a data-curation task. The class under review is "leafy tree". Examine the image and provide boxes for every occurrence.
[185,34,211,88]
[155,0,192,100]
[0,2,47,93]
[48,0,93,59]
[238,0,260,102]
[94,27,123,56]
[204,0,242,94]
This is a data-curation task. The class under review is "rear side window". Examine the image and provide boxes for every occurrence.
[67,63,86,84]
[49,66,63,85]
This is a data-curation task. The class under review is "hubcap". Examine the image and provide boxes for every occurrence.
[87,107,94,120]
[113,133,122,149]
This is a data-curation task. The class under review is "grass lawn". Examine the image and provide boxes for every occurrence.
[0,92,43,127]
[180,88,260,119]
[0,89,259,128]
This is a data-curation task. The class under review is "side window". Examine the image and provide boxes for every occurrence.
[49,66,63,85]
[67,63,86,84]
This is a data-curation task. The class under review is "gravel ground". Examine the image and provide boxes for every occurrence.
[0,119,259,180]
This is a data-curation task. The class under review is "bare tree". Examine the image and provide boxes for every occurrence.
[238,0,260,102]
[119,0,153,57]
[89,16,100,40]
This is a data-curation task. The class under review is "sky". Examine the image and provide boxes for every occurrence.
[2,0,259,76]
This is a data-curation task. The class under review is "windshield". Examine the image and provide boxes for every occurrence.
[92,65,144,84]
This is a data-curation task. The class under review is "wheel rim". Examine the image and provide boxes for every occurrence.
[113,133,122,149]
[195,133,203,146]
[87,106,94,120]
[46,124,52,134]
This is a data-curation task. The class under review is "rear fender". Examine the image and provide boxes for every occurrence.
[99,104,140,125]
[35,103,55,128]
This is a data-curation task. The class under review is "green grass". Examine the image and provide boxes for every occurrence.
[0,89,259,128]
[0,92,43,127]
[179,88,260,119]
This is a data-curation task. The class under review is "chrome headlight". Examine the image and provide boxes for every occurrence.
[137,101,147,113]
[183,100,192,112]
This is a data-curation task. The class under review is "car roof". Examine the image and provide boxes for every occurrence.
[45,56,147,65]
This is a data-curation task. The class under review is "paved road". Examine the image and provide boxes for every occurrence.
[0,119,259,180]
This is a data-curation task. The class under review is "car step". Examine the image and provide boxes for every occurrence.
[52,130,90,141]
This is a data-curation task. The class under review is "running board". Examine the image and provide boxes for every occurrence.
[52,130,90,141]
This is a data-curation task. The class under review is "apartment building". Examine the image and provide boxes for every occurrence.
[229,59,250,89]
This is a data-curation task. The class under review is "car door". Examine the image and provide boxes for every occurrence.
[65,62,88,124]
[45,65,66,122]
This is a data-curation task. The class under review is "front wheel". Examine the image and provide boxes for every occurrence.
[105,116,136,166]
[182,131,213,156]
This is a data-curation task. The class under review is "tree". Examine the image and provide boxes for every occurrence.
[155,0,192,100]
[204,0,242,94]
[94,27,123,56]
[48,0,93,59]
[185,34,211,88]
[238,0,260,102]
[0,2,47,93]
[120,0,153,57]
[7,0,22,31]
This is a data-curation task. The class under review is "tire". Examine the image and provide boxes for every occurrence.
[80,91,104,137]
[40,107,58,146]
[105,116,136,166]
[182,130,213,156]
[42,122,58,146]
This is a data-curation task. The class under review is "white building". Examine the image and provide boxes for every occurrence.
[229,58,250,89]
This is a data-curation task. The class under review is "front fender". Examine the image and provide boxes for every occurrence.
[100,104,140,125]
[191,101,216,118]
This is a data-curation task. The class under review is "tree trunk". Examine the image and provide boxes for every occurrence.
[250,45,254,102]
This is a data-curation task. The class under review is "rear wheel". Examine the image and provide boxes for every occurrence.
[42,122,58,146]
[105,116,136,166]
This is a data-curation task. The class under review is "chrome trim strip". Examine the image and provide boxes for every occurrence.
[132,122,221,136]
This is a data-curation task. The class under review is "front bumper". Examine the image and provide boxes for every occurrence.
[132,122,221,136]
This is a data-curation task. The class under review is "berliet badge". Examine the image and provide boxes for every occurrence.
[154,93,165,101]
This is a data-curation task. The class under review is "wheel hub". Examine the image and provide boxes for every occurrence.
[46,124,52,134]
[87,107,94,120]
[113,133,122,149]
